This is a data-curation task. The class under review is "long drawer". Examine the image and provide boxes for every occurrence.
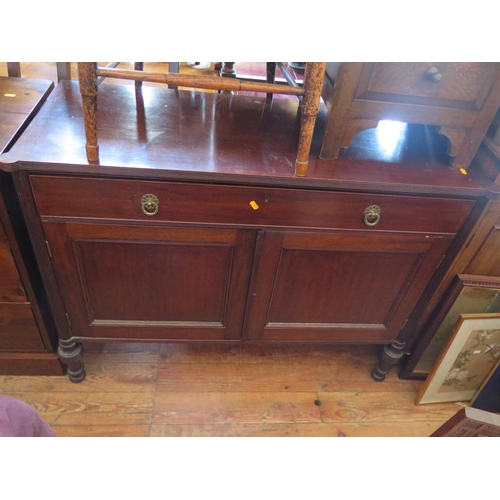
[30,175,475,234]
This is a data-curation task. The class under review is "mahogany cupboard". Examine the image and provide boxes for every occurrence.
[0,79,497,382]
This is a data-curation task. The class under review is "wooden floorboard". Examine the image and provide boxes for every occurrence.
[0,341,465,436]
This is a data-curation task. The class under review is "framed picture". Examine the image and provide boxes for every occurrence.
[416,313,500,405]
[407,275,500,378]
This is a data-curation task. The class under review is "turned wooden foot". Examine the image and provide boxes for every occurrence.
[58,340,86,383]
[371,341,407,382]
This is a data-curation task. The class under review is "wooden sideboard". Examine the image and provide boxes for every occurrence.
[1,79,498,383]
[0,76,63,375]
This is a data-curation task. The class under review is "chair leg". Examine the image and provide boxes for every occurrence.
[295,62,326,177]
[168,62,179,89]
[7,62,21,77]
[77,62,99,163]
[56,62,72,82]
[266,62,277,100]
[134,62,144,89]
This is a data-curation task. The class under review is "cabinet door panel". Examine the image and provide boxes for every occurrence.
[245,231,452,342]
[43,222,256,341]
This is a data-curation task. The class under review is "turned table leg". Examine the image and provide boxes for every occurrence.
[77,62,99,164]
[371,341,408,382]
[58,340,86,383]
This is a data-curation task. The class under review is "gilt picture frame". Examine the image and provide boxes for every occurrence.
[416,313,500,405]
[407,275,500,378]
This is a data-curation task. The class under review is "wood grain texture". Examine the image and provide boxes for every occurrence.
[0,362,158,393]
[149,421,442,437]
[152,392,322,425]
[0,352,62,375]
[1,80,492,201]
[52,424,150,437]
[0,303,44,350]
[0,76,54,154]
[318,391,459,423]
[0,342,460,436]
[30,175,475,234]
[244,230,452,343]
[158,342,379,365]
[4,391,154,426]
[156,362,421,393]
[41,221,255,341]
[0,242,28,302]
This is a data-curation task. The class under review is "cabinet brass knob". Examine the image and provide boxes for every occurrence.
[425,66,442,83]
[141,194,159,216]
[364,205,381,226]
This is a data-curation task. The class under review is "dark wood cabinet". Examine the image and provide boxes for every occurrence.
[28,170,475,349]
[0,204,45,351]
[26,168,476,382]
[33,178,468,349]
[0,185,61,374]
[0,76,62,375]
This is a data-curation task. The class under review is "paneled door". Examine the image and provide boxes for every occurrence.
[245,230,452,343]
[42,222,256,341]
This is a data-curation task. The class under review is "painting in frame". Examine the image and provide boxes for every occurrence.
[408,274,500,378]
[416,313,500,405]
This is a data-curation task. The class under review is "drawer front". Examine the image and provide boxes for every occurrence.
[30,175,474,234]
[0,303,44,351]
[356,62,498,110]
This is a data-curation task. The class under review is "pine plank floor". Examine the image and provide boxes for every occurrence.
[0,342,462,436]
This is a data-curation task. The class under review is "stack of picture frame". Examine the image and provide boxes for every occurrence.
[415,275,500,407]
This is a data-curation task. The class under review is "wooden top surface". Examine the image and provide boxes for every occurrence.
[0,80,496,197]
[0,76,54,154]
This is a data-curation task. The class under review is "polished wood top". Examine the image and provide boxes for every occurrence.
[0,80,496,197]
[0,76,54,154]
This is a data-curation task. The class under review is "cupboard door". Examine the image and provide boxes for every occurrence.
[245,231,452,343]
[42,222,256,341]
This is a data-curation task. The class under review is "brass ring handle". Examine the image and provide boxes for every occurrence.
[364,205,381,226]
[425,66,442,83]
[141,194,159,216]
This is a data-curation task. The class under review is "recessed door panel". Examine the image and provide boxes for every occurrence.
[43,222,256,341]
[267,248,420,326]
[245,231,451,342]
